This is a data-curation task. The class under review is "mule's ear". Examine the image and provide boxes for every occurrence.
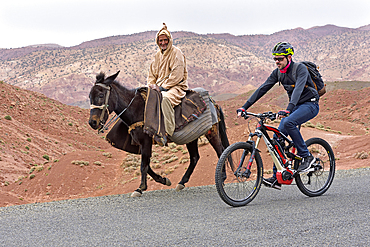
[96,72,105,83]
[105,71,120,85]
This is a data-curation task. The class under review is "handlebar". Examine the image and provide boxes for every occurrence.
[241,111,277,121]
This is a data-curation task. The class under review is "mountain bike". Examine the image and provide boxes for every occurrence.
[215,111,335,207]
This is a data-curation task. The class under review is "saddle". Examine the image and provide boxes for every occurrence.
[142,88,207,146]
[106,88,213,154]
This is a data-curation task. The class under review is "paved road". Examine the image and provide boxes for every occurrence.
[1,168,369,246]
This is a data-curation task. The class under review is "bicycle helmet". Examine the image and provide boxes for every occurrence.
[272,42,294,56]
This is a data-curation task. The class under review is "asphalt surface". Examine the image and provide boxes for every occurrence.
[1,168,370,246]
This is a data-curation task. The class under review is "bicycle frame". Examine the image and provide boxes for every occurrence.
[243,113,303,185]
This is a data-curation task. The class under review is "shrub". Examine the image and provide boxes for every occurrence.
[94,161,102,166]
[102,152,112,158]
[354,151,369,159]
[121,154,141,170]
[4,115,12,120]
[162,155,178,165]
[42,155,50,161]
[179,156,189,164]
[198,136,209,146]
[151,163,161,169]
[36,166,44,172]
[71,160,89,166]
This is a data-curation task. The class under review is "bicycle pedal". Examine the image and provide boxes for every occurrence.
[299,167,315,173]
[262,180,281,190]
[262,183,281,190]
[312,163,322,169]
[271,183,282,190]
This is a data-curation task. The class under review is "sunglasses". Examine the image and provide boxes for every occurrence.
[273,57,285,62]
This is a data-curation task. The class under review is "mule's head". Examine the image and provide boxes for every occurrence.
[88,71,119,130]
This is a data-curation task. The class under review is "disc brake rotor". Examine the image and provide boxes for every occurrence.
[313,159,324,176]
[235,167,248,182]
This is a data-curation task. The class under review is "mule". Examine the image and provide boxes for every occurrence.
[88,71,229,197]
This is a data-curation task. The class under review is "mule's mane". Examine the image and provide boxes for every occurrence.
[95,72,135,93]
[111,78,135,94]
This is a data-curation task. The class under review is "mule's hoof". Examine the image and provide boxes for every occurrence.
[165,178,172,186]
[131,191,142,197]
[175,184,185,191]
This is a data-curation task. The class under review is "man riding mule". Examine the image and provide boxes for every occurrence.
[147,23,188,138]
[88,23,229,197]
[88,70,229,197]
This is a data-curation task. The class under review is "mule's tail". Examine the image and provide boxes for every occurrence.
[218,106,230,149]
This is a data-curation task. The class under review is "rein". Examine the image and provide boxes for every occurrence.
[90,83,139,134]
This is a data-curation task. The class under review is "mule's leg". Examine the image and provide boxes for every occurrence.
[205,124,225,158]
[176,139,200,191]
[131,136,172,197]
[206,123,230,184]
[147,166,172,186]
[131,137,152,197]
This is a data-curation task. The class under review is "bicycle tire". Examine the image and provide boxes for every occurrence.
[215,142,263,207]
[295,137,335,197]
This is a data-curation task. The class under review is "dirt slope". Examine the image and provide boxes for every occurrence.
[1,81,370,207]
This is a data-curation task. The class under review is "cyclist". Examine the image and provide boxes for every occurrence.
[237,42,320,190]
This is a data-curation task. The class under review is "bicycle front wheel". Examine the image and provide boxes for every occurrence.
[215,142,263,207]
[295,137,336,197]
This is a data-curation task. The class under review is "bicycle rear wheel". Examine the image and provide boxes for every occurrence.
[215,142,263,207]
[295,138,335,197]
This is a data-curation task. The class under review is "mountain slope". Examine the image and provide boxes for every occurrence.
[0,25,369,108]
[1,80,370,207]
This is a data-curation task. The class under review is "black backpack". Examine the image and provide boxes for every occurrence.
[279,61,326,96]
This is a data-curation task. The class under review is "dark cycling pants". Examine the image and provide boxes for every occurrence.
[273,101,319,177]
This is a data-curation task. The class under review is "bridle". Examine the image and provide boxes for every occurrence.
[90,83,139,133]
[90,83,111,132]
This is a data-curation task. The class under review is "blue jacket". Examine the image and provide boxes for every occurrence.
[242,61,319,112]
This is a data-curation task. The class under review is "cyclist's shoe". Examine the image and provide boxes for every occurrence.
[262,177,281,190]
[298,155,315,172]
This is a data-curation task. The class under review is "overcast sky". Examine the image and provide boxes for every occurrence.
[1,0,370,49]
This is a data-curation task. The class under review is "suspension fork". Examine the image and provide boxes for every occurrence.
[235,135,262,178]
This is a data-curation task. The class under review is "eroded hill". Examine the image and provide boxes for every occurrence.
[0,79,370,207]
[1,25,370,108]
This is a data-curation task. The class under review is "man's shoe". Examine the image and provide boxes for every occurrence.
[262,177,281,190]
[298,155,315,172]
